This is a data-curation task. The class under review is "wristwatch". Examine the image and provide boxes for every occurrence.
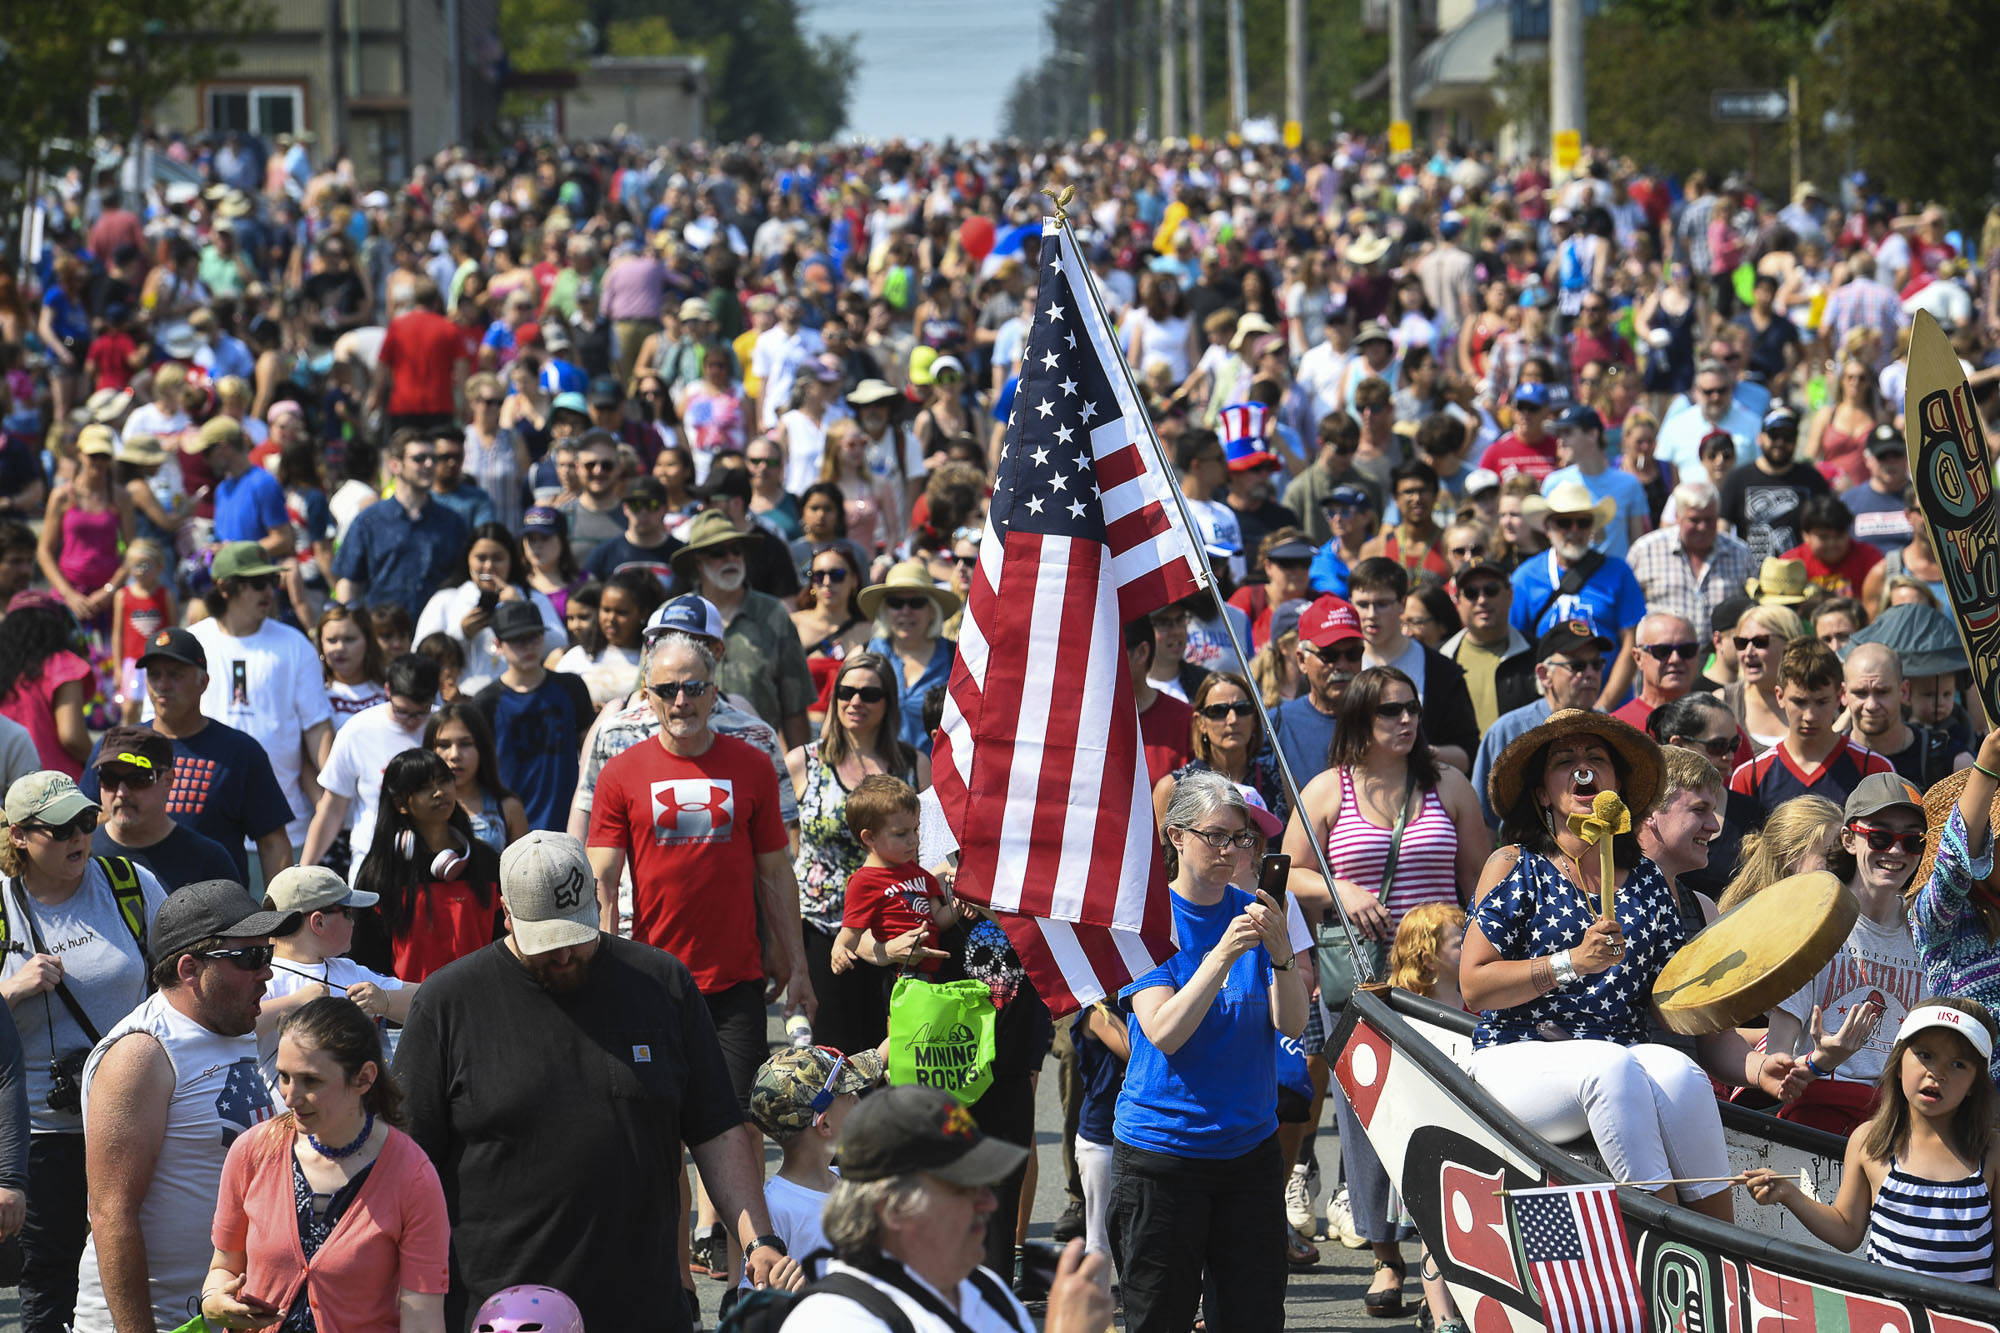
[1273,955,1297,971]
[747,1233,788,1259]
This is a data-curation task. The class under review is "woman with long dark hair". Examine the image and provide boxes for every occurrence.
[424,702,526,854]
[351,749,502,982]
[0,598,93,777]
[519,506,585,622]
[791,544,872,726]
[414,523,567,692]
[1153,671,1291,831]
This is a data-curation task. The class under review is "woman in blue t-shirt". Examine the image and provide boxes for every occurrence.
[1111,769,1306,1333]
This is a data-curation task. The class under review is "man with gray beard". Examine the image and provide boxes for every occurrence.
[669,509,813,746]
[1271,595,1366,782]
[1507,479,1649,709]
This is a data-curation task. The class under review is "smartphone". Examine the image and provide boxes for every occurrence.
[1258,852,1291,907]
[477,585,500,612]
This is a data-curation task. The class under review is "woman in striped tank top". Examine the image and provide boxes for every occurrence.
[1747,999,2000,1285]
[1281,666,1488,1315]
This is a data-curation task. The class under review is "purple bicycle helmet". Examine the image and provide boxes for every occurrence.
[473,1286,584,1333]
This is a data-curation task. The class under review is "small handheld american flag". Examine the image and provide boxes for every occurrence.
[1509,1184,1645,1333]
[932,217,1203,1016]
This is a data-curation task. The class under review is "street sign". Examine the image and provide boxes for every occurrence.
[1388,120,1412,154]
[1712,89,1789,123]
[1552,129,1581,172]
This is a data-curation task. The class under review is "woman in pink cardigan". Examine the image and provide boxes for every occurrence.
[200,998,449,1332]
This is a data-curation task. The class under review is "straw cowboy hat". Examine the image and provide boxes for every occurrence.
[1922,770,2000,917]
[1346,234,1392,266]
[1523,480,1617,534]
[845,379,907,417]
[858,560,961,623]
[1486,708,1665,824]
[1746,557,1811,606]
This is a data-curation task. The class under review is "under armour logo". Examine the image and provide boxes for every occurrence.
[649,779,736,843]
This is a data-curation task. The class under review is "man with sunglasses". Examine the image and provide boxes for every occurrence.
[1508,481,1646,710]
[333,428,470,612]
[1540,403,1650,559]
[1718,407,1831,567]
[1270,596,1365,781]
[557,430,630,569]
[427,425,497,532]
[1282,407,1374,549]
[185,543,334,851]
[1657,358,1762,475]
[1439,562,1527,732]
[1840,424,1915,556]
[670,508,812,746]
[89,727,237,891]
[583,476,683,585]
[1610,613,1702,734]
[74,880,296,1333]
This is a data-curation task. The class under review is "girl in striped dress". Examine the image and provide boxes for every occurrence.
[1746,998,2000,1285]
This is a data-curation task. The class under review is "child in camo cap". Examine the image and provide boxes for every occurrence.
[742,1045,886,1292]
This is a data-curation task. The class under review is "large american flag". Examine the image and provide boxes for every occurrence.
[1510,1185,1644,1333]
[933,218,1202,1016]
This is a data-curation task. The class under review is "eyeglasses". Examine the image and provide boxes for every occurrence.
[24,812,97,840]
[1847,823,1925,854]
[1458,582,1504,602]
[1375,700,1422,721]
[647,680,714,702]
[405,453,436,466]
[1448,543,1486,559]
[1639,641,1703,662]
[1197,700,1257,721]
[953,555,979,572]
[583,459,619,472]
[745,456,778,469]
[1545,657,1603,674]
[229,574,279,591]
[883,596,931,612]
[1179,825,1261,851]
[195,945,274,971]
[98,767,163,793]
[1357,402,1392,414]
[477,397,505,406]
[624,498,661,513]
[809,567,849,585]
[1732,634,1774,652]
[433,451,463,464]
[1304,642,1365,666]
[836,684,887,704]
[1697,386,1730,398]
[1687,734,1738,758]
[1269,557,1311,572]
[1546,515,1595,532]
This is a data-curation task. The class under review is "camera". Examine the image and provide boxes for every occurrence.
[47,1052,86,1114]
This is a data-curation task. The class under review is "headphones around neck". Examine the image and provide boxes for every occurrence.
[396,827,470,881]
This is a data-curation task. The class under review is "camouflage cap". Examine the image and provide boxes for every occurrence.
[749,1046,886,1138]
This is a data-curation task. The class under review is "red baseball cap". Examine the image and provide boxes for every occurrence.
[1299,596,1362,647]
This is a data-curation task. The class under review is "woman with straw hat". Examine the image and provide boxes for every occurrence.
[858,563,959,755]
[1911,729,2000,1089]
[1462,709,1740,1219]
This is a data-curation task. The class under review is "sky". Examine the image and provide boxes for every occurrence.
[798,0,1046,142]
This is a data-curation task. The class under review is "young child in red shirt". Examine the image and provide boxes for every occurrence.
[834,775,958,978]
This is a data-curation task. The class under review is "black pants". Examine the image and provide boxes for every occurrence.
[802,925,890,1057]
[1109,1135,1287,1333]
[970,1072,1036,1275]
[20,1132,87,1333]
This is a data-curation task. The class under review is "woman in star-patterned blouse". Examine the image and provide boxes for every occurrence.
[1461,709,1735,1215]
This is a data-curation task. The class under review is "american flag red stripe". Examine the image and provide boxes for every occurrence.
[1511,1184,1644,1333]
[934,218,1200,1016]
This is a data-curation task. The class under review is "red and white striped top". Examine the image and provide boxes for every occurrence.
[1327,767,1461,928]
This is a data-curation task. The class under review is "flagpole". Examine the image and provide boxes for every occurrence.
[1041,190,1378,984]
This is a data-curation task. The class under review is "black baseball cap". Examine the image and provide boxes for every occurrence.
[490,601,547,643]
[696,465,752,504]
[151,879,299,962]
[1711,593,1757,636]
[1865,423,1906,457]
[588,375,623,407]
[1535,616,1613,663]
[1453,560,1511,590]
[1552,403,1603,434]
[137,627,207,672]
[834,1084,1029,1186]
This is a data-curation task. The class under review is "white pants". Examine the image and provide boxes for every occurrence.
[1076,1135,1115,1256]
[1468,1040,1731,1199]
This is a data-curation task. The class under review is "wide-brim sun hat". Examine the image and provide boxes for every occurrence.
[1746,556,1811,606]
[846,379,906,415]
[1486,708,1664,824]
[1523,479,1617,533]
[858,560,962,623]
[669,510,752,582]
[1920,769,2000,899]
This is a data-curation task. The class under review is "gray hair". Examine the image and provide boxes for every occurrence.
[1671,479,1718,513]
[1160,768,1259,839]
[645,631,716,679]
[821,1174,933,1261]
[1694,358,1729,380]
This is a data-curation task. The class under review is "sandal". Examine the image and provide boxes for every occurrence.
[1287,1227,1321,1267]
[1364,1258,1407,1317]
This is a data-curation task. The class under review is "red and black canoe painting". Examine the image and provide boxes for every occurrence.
[1330,988,2000,1333]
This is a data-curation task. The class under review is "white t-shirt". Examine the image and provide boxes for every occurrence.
[259,955,403,1096]
[740,1174,832,1289]
[319,703,426,880]
[784,1258,1034,1333]
[414,583,568,695]
[556,642,642,709]
[181,618,333,844]
[1776,913,1923,1085]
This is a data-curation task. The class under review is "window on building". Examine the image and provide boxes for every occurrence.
[206,86,303,139]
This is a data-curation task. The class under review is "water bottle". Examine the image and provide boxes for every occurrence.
[785,1011,814,1048]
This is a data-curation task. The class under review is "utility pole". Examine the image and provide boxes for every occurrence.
[1387,0,1411,136]
[1285,0,1305,139]
[1227,0,1247,133]
[1160,0,1179,138]
[1549,0,1586,172]
[1186,0,1204,138]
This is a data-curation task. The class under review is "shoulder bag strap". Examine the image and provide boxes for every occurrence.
[806,1273,918,1333]
[10,878,105,1047]
[1377,767,1422,897]
[1529,549,1606,631]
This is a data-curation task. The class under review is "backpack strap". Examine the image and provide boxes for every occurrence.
[808,1273,919,1333]
[93,856,148,962]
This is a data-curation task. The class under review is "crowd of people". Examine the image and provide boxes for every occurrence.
[0,123,1992,1331]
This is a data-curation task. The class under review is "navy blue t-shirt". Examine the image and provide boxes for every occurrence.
[92,821,240,893]
[582,534,681,585]
[1074,1002,1125,1147]
[80,722,293,883]
[472,673,597,831]
[1116,883,1277,1160]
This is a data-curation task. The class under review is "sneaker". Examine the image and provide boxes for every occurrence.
[1051,1199,1085,1244]
[690,1222,727,1278]
[1286,1163,1315,1233]
[1326,1188,1366,1249]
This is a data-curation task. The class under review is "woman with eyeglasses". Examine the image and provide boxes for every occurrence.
[1282,667,1487,1311]
[910,355,975,464]
[1153,672,1291,833]
[1719,603,1804,753]
[786,652,930,1054]
[461,371,530,536]
[791,546,872,728]
[351,749,502,983]
[1402,585,1461,651]
[629,371,683,462]
[0,771,167,1333]
[1111,769,1305,1332]
[859,563,960,756]
[414,524,568,694]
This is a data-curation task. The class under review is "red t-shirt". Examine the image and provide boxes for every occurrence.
[390,878,502,982]
[589,733,786,993]
[1227,584,1274,646]
[1138,692,1195,783]
[1479,432,1560,486]
[87,332,138,392]
[842,861,947,974]
[1781,540,1884,601]
[378,309,467,416]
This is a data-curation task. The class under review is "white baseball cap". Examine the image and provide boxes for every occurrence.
[1896,1003,1995,1063]
[264,865,378,916]
[499,832,599,955]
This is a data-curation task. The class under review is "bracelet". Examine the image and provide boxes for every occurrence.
[1550,949,1580,987]
[1976,762,2000,783]
[1803,1053,1825,1079]
[1529,955,1556,994]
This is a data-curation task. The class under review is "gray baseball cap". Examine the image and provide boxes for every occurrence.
[499,831,599,955]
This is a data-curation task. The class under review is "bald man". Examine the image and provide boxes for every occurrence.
[1613,612,1702,731]
[1842,641,1970,788]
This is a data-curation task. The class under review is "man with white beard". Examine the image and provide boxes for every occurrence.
[667,510,814,748]
[1507,479,1648,710]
